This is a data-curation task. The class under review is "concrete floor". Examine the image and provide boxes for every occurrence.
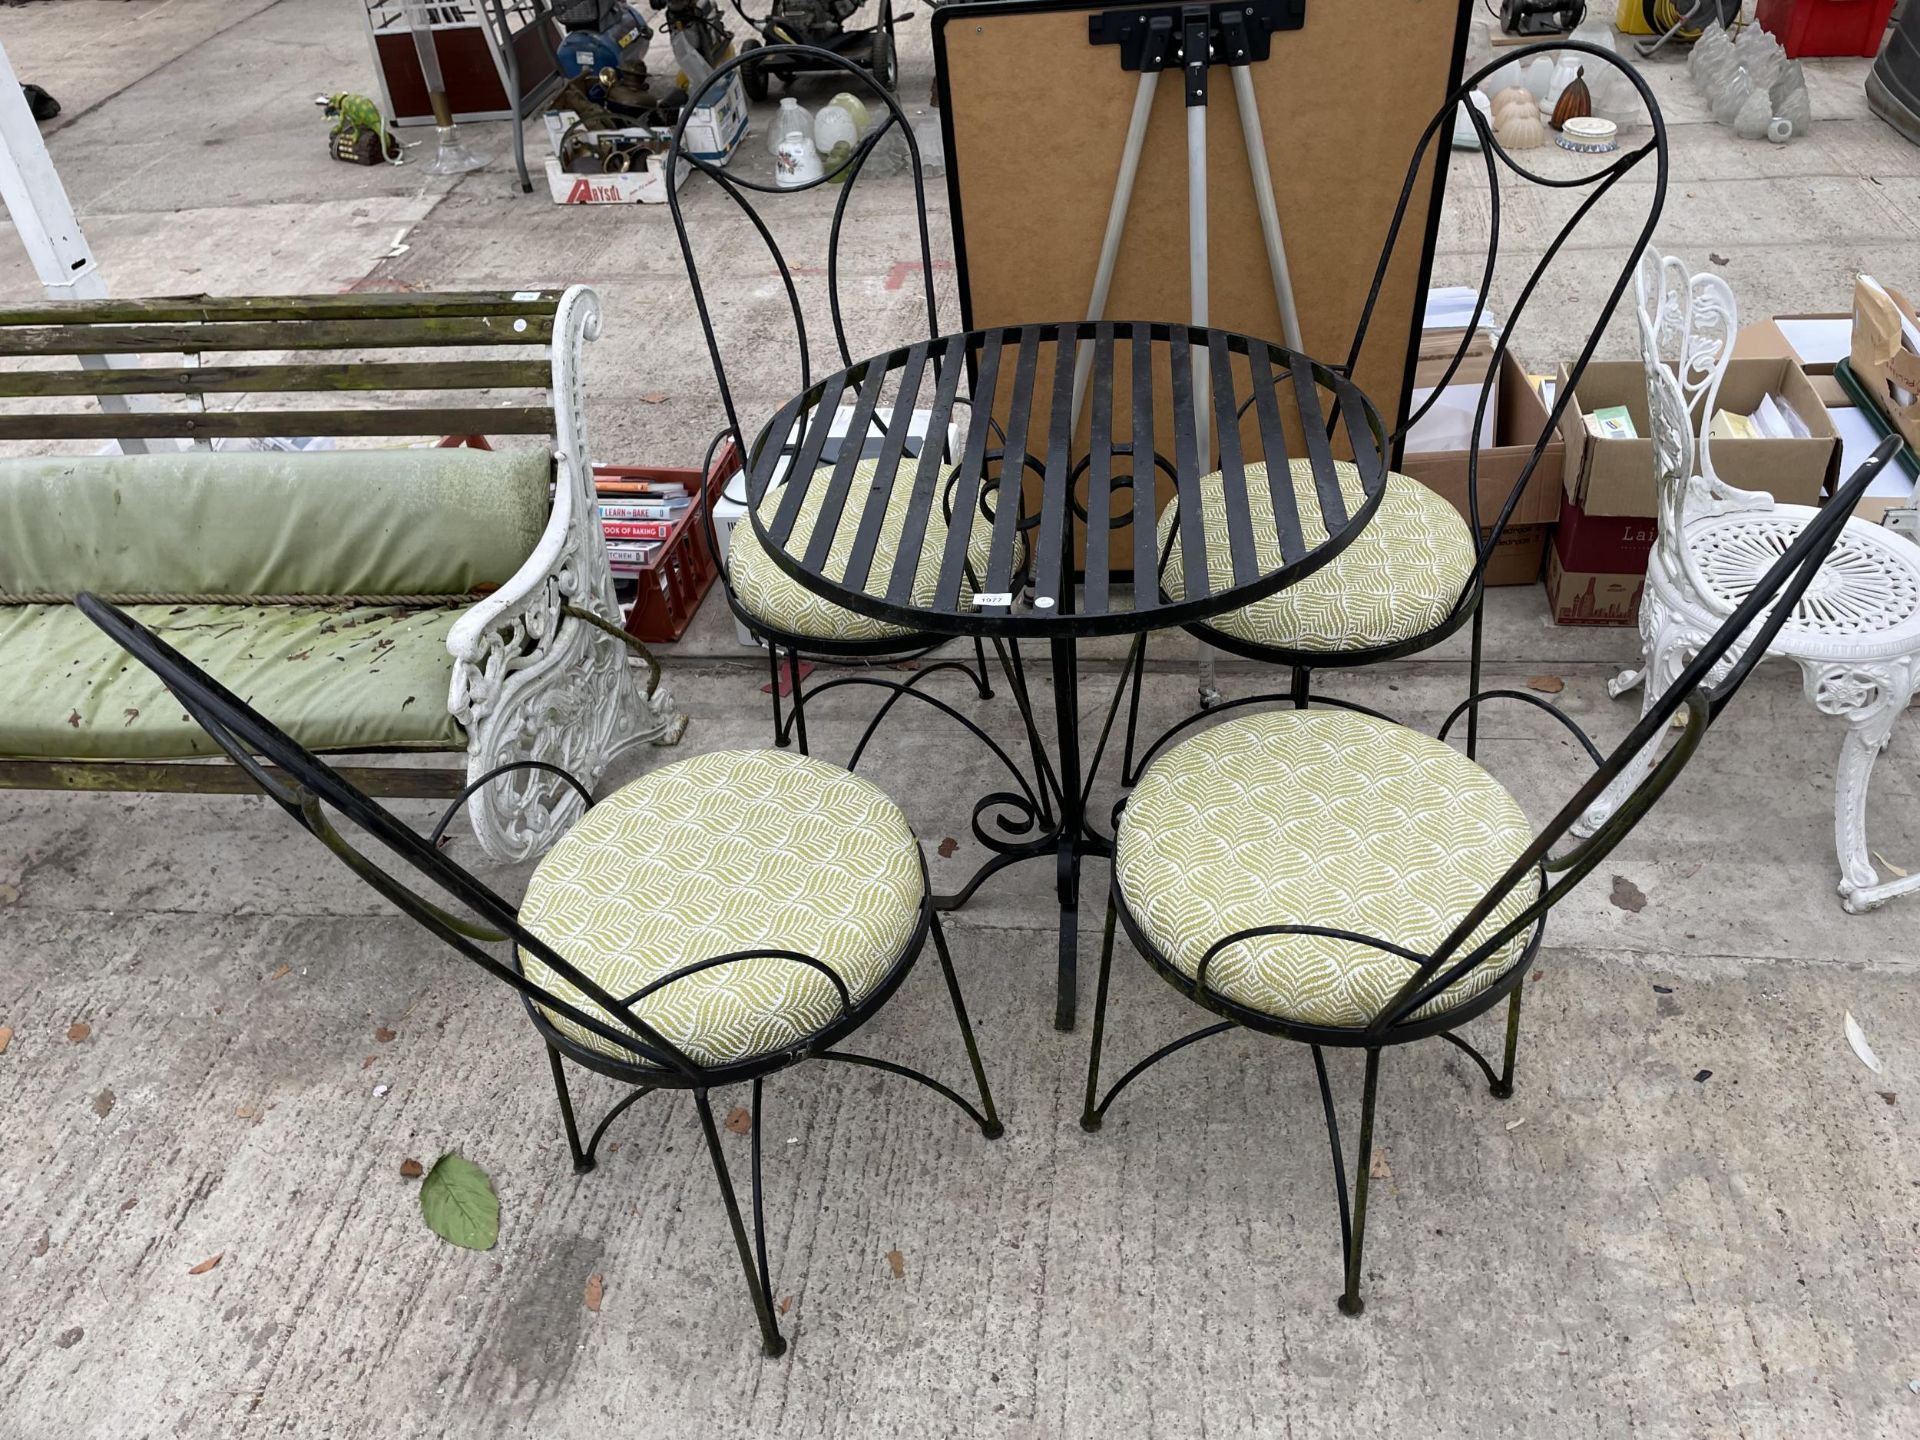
[3,3,1920,1437]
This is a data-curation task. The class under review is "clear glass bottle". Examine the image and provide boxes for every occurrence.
[768,97,821,187]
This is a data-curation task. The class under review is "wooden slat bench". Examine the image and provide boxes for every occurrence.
[0,286,683,861]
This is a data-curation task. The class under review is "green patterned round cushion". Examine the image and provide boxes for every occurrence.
[730,459,1005,643]
[518,749,925,1068]
[1156,461,1475,651]
[1115,711,1537,1030]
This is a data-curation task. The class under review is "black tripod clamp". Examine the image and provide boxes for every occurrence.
[1089,0,1306,106]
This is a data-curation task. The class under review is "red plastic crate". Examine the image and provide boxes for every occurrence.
[600,440,741,643]
[1756,0,1897,59]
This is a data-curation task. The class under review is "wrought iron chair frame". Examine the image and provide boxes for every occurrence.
[1081,436,1904,1316]
[1117,39,1672,783]
[668,45,1041,765]
[75,593,1002,1359]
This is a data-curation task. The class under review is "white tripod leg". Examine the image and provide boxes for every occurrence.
[1187,99,1209,472]
[1186,99,1222,710]
[1071,67,1160,428]
[1230,63,1302,352]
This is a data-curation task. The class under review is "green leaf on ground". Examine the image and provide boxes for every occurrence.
[420,1153,499,1251]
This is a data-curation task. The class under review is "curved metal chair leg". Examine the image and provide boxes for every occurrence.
[1120,634,1151,786]
[694,1087,787,1357]
[1313,1044,1382,1317]
[1080,900,1235,1132]
[749,1077,775,1315]
[1474,602,1489,760]
[814,916,1003,1137]
[1467,604,1485,761]
[548,1046,656,1174]
[1493,985,1523,1100]
[786,648,811,756]
[1080,898,1120,1131]
[547,1044,593,1174]
[930,912,1003,1137]
[766,640,790,748]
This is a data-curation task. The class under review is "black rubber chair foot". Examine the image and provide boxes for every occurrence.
[1337,1293,1365,1317]
[980,1119,1005,1140]
[572,1158,596,1175]
[1489,1081,1514,1100]
[761,1333,789,1359]
[1078,1114,1102,1134]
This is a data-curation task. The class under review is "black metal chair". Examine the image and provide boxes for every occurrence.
[1081,434,1904,1316]
[669,45,1032,761]
[76,594,1001,1358]
[1118,39,1669,777]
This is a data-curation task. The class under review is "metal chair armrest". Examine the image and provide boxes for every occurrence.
[615,948,855,1022]
[1192,922,1428,1000]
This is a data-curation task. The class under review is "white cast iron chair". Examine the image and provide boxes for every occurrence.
[1582,249,1920,911]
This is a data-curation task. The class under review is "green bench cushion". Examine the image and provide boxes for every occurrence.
[0,447,551,597]
[0,603,465,760]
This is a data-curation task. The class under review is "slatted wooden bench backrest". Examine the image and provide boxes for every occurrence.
[0,291,564,446]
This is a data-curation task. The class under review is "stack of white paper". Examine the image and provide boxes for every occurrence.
[1775,317,1853,368]
[1751,392,1811,440]
[1830,405,1916,501]
[1423,287,1503,334]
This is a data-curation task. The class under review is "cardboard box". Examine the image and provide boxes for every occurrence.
[1851,278,1920,458]
[1733,314,1852,405]
[1399,351,1564,586]
[1485,523,1549,587]
[543,153,687,205]
[1733,313,1853,376]
[1558,357,1838,514]
[1545,547,1643,626]
[1404,352,1564,524]
[1544,496,1658,626]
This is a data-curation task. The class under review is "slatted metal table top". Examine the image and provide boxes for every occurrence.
[743,321,1389,640]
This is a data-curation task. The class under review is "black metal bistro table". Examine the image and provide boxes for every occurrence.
[744,321,1389,1030]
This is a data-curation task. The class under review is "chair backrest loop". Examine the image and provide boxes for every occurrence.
[1346,40,1669,601]
[668,47,944,615]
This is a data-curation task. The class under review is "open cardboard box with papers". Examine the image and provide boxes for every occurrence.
[1730,299,1917,523]
[1557,357,1838,514]
[1401,351,1561,586]
[1547,355,1836,626]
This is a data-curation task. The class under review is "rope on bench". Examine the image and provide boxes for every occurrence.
[0,591,665,699]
